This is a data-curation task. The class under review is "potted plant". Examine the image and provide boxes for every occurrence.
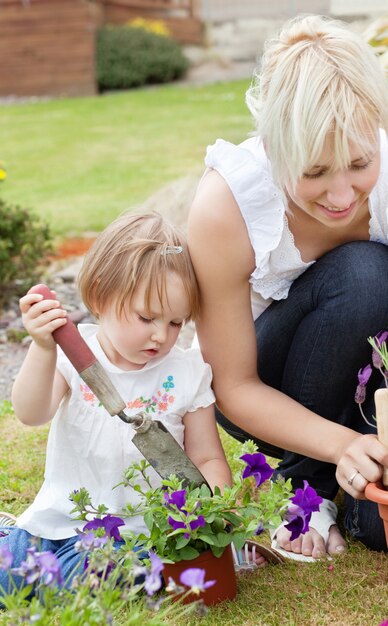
[357,331,388,547]
[70,441,323,605]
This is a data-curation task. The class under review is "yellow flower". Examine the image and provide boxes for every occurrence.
[0,163,6,182]
[128,17,170,37]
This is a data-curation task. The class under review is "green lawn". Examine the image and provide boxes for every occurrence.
[0,81,252,238]
[0,406,386,626]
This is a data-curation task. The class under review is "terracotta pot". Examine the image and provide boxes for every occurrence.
[162,544,237,606]
[365,481,388,548]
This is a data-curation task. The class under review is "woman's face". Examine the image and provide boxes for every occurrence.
[285,132,380,228]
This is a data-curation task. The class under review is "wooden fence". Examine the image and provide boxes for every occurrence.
[0,0,102,97]
[0,0,201,98]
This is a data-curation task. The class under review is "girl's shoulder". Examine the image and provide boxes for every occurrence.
[166,345,209,369]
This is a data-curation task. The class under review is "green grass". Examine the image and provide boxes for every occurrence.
[0,81,252,238]
[0,404,386,626]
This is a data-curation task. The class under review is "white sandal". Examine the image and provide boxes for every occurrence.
[270,498,338,562]
[0,511,17,527]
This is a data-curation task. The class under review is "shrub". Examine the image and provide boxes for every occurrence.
[96,25,190,91]
[0,198,52,308]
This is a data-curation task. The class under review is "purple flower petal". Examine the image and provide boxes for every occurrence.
[0,544,13,570]
[179,567,216,594]
[167,516,186,531]
[189,515,206,531]
[83,515,125,542]
[164,490,187,510]
[36,551,63,587]
[357,364,372,386]
[284,512,311,541]
[290,481,323,516]
[240,452,274,487]
[144,551,164,596]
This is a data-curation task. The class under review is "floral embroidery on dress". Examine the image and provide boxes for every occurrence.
[126,376,176,415]
[80,377,176,415]
[80,383,102,407]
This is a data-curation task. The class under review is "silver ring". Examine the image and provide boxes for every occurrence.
[347,470,360,486]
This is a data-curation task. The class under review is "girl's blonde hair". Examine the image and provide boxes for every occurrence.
[78,211,199,321]
[246,14,388,187]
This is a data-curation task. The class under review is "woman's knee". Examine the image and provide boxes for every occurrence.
[320,241,388,295]
[344,495,387,552]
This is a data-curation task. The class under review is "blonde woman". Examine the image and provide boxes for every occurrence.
[188,14,388,559]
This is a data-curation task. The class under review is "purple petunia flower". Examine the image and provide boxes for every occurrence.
[35,551,63,587]
[164,489,187,510]
[166,489,205,538]
[83,515,125,542]
[0,544,13,570]
[240,452,274,487]
[168,514,205,539]
[289,480,323,516]
[372,331,388,369]
[11,546,63,587]
[284,481,322,541]
[144,550,164,596]
[179,567,216,595]
[74,531,108,553]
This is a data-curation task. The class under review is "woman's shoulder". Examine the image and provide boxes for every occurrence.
[203,137,286,259]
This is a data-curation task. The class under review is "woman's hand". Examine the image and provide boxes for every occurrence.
[19,291,67,350]
[336,434,388,498]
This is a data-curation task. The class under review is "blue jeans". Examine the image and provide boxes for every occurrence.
[216,241,388,551]
[0,527,127,604]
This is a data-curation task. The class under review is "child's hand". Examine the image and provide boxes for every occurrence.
[19,291,67,350]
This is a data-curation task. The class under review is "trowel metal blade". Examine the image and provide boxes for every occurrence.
[132,420,208,488]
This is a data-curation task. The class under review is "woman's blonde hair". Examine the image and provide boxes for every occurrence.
[78,211,199,321]
[246,14,388,187]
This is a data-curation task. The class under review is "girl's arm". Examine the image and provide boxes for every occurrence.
[187,170,388,497]
[11,292,69,426]
[183,404,232,492]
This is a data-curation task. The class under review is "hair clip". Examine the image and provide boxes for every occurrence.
[161,245,183,255]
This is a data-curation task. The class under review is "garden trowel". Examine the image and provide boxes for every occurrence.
[30,284,208,488]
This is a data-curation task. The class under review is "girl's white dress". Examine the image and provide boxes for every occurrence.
[16,324,215,540]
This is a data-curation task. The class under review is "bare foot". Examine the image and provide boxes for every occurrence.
[275,524,346,559]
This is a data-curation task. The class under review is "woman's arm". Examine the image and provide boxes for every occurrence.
[183,404,232,492]
[188,170,388,496]
[11,292,69,426]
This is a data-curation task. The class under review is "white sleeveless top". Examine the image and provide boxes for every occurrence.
[205,130,388,320]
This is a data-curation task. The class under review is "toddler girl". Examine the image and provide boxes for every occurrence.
[1,211,232,595]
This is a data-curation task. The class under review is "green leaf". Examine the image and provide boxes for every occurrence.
[177,546,200,560]
[216,532,233,547]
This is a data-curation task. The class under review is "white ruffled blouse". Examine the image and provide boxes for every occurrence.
[205,130,388,320]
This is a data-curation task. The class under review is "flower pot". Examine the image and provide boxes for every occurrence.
[162,544,237,606]
[365,481,388,548]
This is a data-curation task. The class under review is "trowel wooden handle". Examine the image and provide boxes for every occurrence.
[375,388,388,487]
[28,284,127,417]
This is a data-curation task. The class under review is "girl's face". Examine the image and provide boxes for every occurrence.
[96,272,191,370]
[285,132,380,228]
